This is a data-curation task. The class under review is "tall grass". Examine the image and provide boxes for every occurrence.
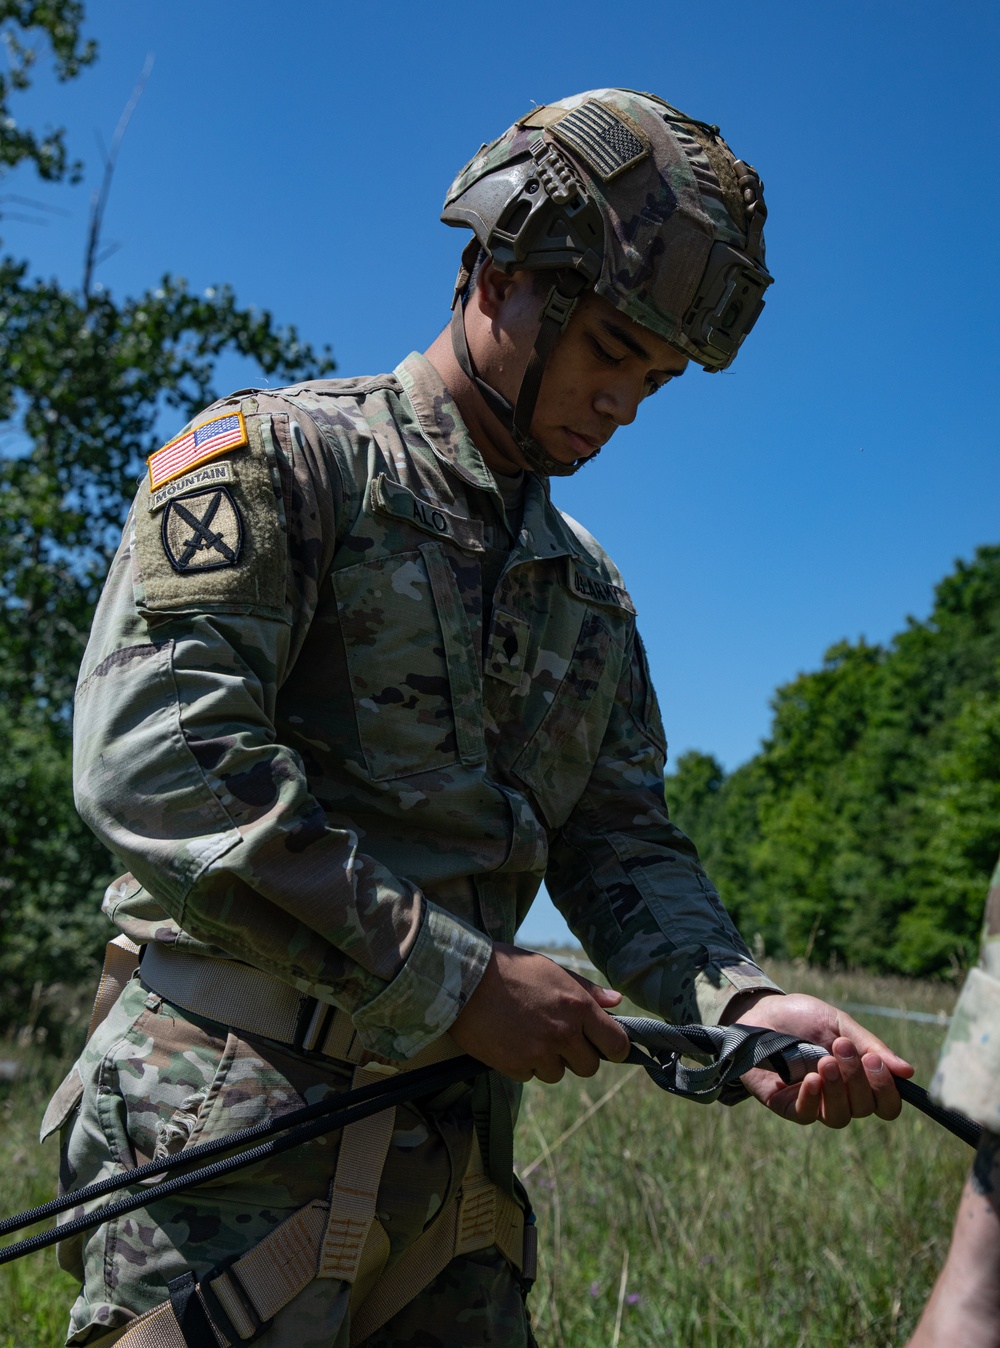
[0,962,967,1345]
[517,960,966,1346]
[0,1051,80,1346]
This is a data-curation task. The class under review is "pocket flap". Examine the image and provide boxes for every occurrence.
[39,1062,84,1143]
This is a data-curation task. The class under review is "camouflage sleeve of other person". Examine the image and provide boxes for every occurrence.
[932,856,1000,1130]
[546,626,782,1026]
[73,392,492,1062]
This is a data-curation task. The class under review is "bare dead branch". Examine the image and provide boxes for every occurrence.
[82,52,154,298]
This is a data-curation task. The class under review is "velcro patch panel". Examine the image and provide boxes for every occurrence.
[551,99,650,182]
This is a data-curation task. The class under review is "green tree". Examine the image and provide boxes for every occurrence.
[666,547,1000,977]
[0,4,335,1036]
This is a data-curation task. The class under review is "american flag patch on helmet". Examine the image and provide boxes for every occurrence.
[147,412,248,491]
[551,100,650,182]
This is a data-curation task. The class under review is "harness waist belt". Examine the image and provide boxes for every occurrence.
[140,941,457,1071]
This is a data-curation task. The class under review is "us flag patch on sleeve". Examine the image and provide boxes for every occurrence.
[147,411,248,491]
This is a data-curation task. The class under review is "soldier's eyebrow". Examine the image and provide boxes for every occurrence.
[598,318,685,375]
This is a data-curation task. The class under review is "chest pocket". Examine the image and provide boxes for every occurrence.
[332,541,485,781]
[510,607,621,830]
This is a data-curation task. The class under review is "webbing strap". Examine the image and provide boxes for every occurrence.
[205,1200,327,1338]
[112,1137,524,1347]
[113,1298,197,1348]
[140,941,463,1074]
[114,1201,329,1347]
[347,1136,528,1347]
[510,273,589,438]
[86,934,141,1042]
[472,1069,515,1196]
[318,1064,396,1285]
[615,1016,826,1103]
[143,942,305,1046]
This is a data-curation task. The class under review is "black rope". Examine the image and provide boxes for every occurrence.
[0,1018,982,1267]
[615,1016,983,1147]
[896,1076,983,1149]
[0,1054,485,1267]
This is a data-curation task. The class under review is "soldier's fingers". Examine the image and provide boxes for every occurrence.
[864,1053,903,1120]
[792,1073,823,1124]
[832,1038,876,1118]
[582,1005,631,1063]
[532,1055,568,1085]
[750,1070,822,1124]
[832,1010,914,1078]
[560,1037,604,1079]
[568,970,623,1008]
[817,1055,852,1128]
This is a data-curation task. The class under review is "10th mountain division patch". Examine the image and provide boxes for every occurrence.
[161,487,243,573]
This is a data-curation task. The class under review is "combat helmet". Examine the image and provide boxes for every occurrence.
[442,88,773,475]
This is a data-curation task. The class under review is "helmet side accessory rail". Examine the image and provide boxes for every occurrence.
[448,136,604,477]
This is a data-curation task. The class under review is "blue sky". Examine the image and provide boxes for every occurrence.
[4,2,997,945]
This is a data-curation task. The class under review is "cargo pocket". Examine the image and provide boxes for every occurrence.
[333,541,484,781]
[511,609,621,829]
[40,1062,85,1144]
[44,1062,89,1282]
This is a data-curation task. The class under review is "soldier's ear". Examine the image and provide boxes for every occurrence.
[472,258,520,320]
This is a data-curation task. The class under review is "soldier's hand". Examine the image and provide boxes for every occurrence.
[450,943,631,1083]
[723,990,914,1127]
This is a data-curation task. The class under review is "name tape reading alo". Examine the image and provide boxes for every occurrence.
[372,476,484,552]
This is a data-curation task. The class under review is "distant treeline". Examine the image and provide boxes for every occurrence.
[665,545,1000,977]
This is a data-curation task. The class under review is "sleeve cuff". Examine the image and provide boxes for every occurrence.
[694,961,784,1027]
[610,940,782,1027]
[931,966,1000,1130]
[350,900,493,1061]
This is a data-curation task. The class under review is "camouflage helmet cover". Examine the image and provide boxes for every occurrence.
[442,88,772,372]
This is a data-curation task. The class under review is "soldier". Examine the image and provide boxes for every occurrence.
[50,89,912,1346]
[907,859,1000,1346]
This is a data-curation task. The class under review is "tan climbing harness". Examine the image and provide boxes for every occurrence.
[1,936,982,1347]
[60,937,535,1347]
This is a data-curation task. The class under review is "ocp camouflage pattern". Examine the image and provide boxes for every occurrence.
[74,352,777,1065]
[932,854,1000,1132]
[50,977,533,1345]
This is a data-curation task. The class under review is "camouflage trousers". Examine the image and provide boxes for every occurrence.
[933,855,1000,1131]
[52,976,535,1346]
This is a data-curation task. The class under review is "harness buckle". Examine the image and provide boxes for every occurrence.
[295,997,334,1054]
[201,1258,274,1344]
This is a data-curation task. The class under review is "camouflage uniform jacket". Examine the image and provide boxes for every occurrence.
[933,854,1000,1131]
[74,352,778,1063]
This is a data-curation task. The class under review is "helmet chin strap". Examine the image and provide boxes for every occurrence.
[449,271,595,478]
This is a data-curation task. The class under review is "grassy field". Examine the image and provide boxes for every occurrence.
[0,961,968,1346]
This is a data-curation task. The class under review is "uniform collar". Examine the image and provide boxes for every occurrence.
[394,352,498,494]
[395,351,584,564]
